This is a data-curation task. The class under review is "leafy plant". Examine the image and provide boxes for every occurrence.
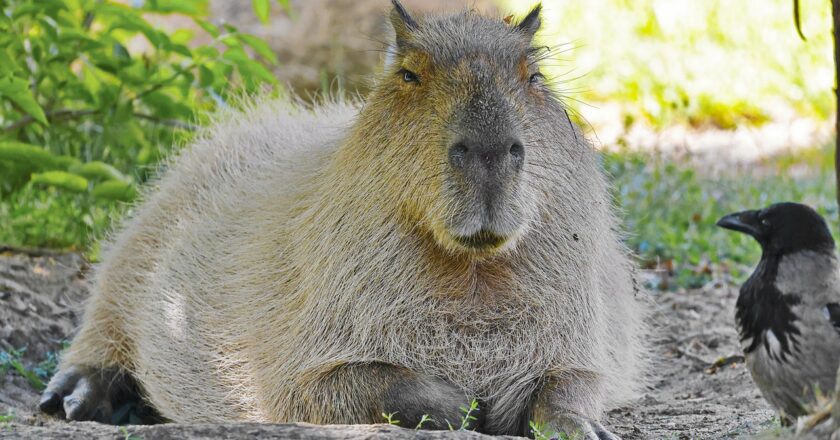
[446,399,480,431]
[0,342,69,392]
[119,426,143,440]
[509,0,834,129]
[414,414,434,430]
[382,411,400,426]
[0,347,46,391]
[0,0,280,251]
[0,410,14,429]
[530,420,568,440]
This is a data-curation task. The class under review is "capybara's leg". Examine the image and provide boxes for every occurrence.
[39,297,157,424]
[530,372,620,440]
[39,365,160,424]
[293,362,479,430]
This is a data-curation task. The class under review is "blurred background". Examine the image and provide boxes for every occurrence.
[0,0,836,291]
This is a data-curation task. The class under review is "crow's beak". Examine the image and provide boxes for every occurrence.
[716,210,761,237]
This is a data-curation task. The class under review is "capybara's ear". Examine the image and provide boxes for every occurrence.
[390,0,418,49]
[515,4,542,41]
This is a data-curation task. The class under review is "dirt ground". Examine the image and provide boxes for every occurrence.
[0,249,789,439]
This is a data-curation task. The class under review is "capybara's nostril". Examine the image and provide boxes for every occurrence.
[449,142,469,169]
[509,141,524,160]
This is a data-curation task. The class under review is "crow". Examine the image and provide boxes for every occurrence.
[717,202,840,425]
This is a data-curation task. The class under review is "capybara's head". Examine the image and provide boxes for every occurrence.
[351,1,568,257]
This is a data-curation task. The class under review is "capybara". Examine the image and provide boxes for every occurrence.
[40,2,647,438]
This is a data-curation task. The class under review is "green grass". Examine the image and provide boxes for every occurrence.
[0,184,123,253]
[0,344,67,392]
[604,146,838,289]
[503,0,834,129]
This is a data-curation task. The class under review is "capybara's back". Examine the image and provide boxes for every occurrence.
[41,2,647,438]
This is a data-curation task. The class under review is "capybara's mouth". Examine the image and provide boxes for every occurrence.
[454,230,508,249]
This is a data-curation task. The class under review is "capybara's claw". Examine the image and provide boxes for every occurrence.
[39,366,157,424]
[38,391,62,414]
[552,415,621,440]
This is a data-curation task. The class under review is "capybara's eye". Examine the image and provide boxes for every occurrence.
[400,69,419,84]
[529,72,544,85]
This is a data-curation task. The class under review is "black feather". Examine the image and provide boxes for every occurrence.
[735,254,801,362]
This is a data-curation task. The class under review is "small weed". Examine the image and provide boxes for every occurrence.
[0,348,45,391]
[119,426,143,440]
[446,399,480,431]
[0,343,67,392]
[0,410,14,429]
[458,399,480,430]
[382,411,400,426]
[415,414,434,430]
[529,420,572,440]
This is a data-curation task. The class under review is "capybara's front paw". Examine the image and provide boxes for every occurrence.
[552,414,621,440]
[39,366,158,424]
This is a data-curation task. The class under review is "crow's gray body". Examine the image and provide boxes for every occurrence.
[744,251,840,418]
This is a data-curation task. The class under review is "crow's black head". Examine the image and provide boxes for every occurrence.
[717,202,834,256]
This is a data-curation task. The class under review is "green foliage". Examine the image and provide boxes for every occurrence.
[530,421,570,440]
[0,410,13,429]
[119,426,143,440]
[446,399,480,431]
[382,411,400,426]
[0,348,45,391]
[0,0,280,251]
[251,0,291,24]
[511,0,834,128]
[0,183,123,251]
[0,343,67,392]
[605,146,838,289]
[414,414,434,430]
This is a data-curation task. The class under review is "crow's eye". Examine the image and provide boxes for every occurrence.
[761,218,771,227]
[400,69,419,84]
[529,72,544,85]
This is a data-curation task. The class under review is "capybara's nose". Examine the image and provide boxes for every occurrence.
[448,137,524,180]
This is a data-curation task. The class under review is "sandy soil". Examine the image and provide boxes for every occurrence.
[0,249,784,439]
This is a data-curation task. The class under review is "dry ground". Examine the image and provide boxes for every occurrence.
[0,250,779,439]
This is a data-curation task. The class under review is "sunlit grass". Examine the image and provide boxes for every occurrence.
[503,0,834,128]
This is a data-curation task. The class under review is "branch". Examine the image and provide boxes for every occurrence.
[2,109,99,132]
[131,62,196,103]
[794,0,807,41]
[132,113,199,131]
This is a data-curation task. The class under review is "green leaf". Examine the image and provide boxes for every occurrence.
[0,142,78,170]
[198,65,215,88]
[194,18,220,38]
[0,49,21,75]
[239,59,278,85]
[170,29,195,45]
[69,161,128,183]
[239,33,278,65]
[220,34,242,48]
[30,171,88,193]
[0,76,48,125]
[141,90,193,119]
[141,0,208,15]
[194,46,220,60]
[252,0,270,24]
[92,180,137,201]
[222,47,251,67]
